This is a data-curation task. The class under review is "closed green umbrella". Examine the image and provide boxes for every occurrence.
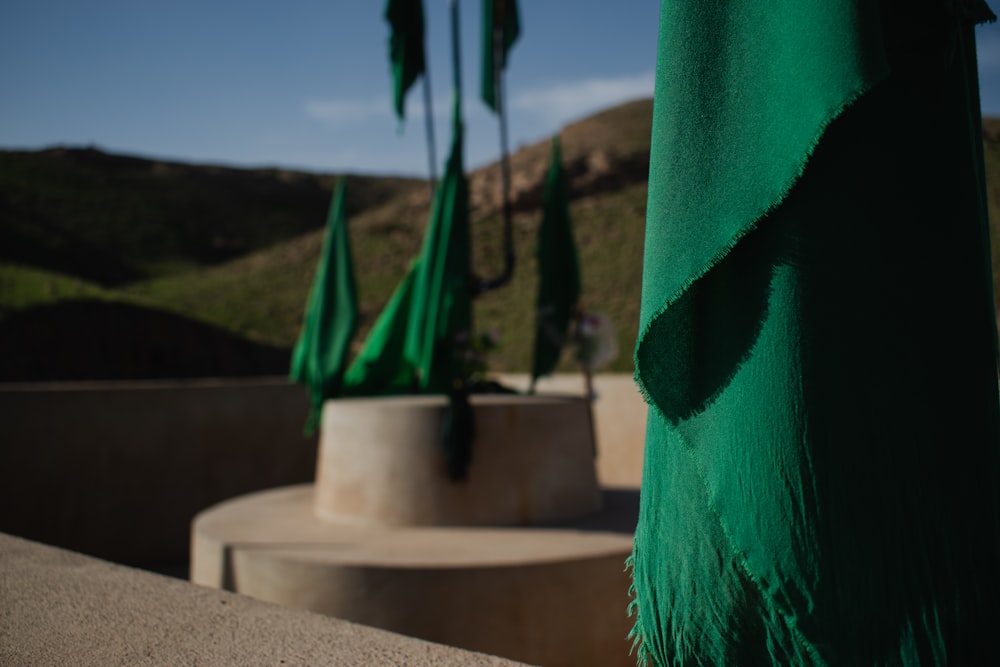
[629,1,1000,664]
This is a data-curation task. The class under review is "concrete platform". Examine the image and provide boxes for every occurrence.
[192,485,638,667]
[0,532,530,666]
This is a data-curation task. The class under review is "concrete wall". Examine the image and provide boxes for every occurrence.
[0,378,317,564]
[0,532,529,667]
[0,374,646,564]
[498,373,647,489]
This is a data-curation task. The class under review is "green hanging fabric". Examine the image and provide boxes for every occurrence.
[384,0,426,121]
[289,178,358,433]
[403,112,473,393]
[404,3,474,395]
[480,0,519,112]
[629,1,1000,665]
[347,0,472,399]
[531,135,580,387]
[342,258,419,396]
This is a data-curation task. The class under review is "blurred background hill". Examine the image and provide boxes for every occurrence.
[3,99,1000,381]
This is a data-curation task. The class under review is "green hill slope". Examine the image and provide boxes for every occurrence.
[5,98,1000,380]
[0,147,421,283]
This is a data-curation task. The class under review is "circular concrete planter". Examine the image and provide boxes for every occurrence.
[191,485,635,667]
[191,391,631,666]
[314,394,602,526]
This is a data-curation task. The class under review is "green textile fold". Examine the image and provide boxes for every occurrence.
[403,99,473,394]
[629,1,1000,665]
[289,178,358,432]
[342,258,419,396]
[480,0,519,112]
[385,0,426,121]
[531,135,581,386]
[344,24,472,399]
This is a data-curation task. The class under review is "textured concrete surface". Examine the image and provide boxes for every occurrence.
[0,532,530,667]
[192,485,638,667]
[497,373,647,489]
[0,373,645,565]
[315,394,601,525]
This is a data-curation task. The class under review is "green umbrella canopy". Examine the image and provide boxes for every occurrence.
[629,1,1000,665]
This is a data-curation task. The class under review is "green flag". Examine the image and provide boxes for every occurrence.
[347,0,472,399]
[629,1,1000,665]
[404,99,473,394]
[480,0,519,112]
[342,259,419,396]
[531,136,580,386]
[384,0,426,120]
[289,178,358,431]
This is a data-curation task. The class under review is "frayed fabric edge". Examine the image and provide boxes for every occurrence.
[625,550,654,667]
[627,49,889,667]
[632,76,884,422]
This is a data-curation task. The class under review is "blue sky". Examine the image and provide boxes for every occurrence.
[2,1,1000,177]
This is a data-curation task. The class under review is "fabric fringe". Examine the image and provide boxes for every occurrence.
[632,75,879,424]
[624,551,652,667]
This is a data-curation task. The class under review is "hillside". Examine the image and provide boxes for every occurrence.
[0,147,422,284]
[0,100,652,380]
[4,99,1000,381]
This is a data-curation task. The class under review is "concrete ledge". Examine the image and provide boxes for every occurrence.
[0,532,531,667]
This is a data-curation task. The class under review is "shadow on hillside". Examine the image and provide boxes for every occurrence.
[0,299,290,382]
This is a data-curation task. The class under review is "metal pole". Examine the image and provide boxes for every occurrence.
[422,67,438,192]
[450,0,461,100]
[476,0,515,294]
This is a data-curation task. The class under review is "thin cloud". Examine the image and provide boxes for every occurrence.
[304,92,494,127]
[511,72,655,123]
[303,98,390,124]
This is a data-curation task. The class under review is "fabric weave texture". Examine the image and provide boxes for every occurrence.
[629,1,1000,664]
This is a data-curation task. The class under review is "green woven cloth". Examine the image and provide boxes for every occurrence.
[629,1,1000,665]
[384,0,426,121]
[403,102,473,394]
[531,136,581,386]
[289,178,357,431]
[344,27,472,397]
[343,117,471,396]
[342,257,419,395]
[480,0,519,112]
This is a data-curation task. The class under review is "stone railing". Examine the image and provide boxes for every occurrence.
[0,532,530,666]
